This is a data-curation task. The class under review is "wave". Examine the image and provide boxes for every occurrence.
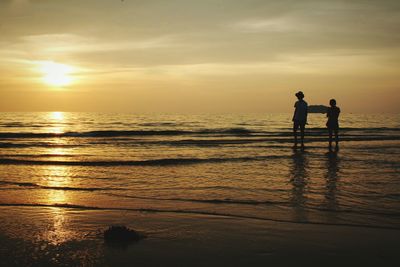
[0,154,79,158]
[4,185,398,221]
[0,123,44,128]
[137,122,181,127]
[0,128,254,139]
[114,135,400,148]
[0,155,285,166]
[1,135,399,150]
[306,127,400,132]
[0,180,120,191]
[0,127,398,140]
[89,135,400,148]
[105,193,288,206]
[0,202,398,230]
[301,202,400,218]
[106,193,400,218]
[0,142,80,148]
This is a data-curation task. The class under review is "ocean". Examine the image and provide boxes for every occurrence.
[0,112,399,234]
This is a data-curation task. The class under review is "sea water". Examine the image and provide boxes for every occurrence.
[0,112,399,231]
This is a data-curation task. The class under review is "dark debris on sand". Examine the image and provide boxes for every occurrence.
[103,226,145,247]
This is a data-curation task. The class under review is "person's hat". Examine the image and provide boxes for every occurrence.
[295,91,304,98]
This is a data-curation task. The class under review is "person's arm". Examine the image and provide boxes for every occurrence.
[305,103,308,123]
[292,102,297,121]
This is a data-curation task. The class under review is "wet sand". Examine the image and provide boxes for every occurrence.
[0,206,399,267]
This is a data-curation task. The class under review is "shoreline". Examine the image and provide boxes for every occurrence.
[1,206,399,266]
[1,203,399,231]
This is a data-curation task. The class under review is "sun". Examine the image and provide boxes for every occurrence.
[39,61,74,87]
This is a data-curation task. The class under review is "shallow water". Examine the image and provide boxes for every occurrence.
[0,112,399,236]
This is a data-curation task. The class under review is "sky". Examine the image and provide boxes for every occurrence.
[0,0,399,113]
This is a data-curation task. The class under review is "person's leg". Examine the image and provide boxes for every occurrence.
[300,123,305,148]
[293,122,299,147]
[328,128,333,151]
[334,129,339,150]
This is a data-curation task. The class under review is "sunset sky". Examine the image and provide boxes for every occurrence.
[0,0,399,113]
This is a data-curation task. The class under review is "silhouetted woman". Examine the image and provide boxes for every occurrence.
[326,99,340,151]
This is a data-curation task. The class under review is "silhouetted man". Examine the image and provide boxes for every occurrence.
[292,91,308,149]
[326,98,340,151]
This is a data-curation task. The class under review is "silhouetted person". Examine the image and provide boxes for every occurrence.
[292,91,308,149]
[326,99,340,151]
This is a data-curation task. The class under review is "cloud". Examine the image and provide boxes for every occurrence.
[0,32,181,75]
[232,17,314,33]
[19,33,179,53]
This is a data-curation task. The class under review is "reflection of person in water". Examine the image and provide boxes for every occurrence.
[290,150,309,221]
[324,151,340,212]
[326,99,340,151]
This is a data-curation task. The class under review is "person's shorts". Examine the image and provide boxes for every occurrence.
[326,121,339,131]
[293,120,306,130]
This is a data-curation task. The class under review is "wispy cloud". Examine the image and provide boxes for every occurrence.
[0,33,181,79]
[2,33,179,58]
[80,50,394,81]
[232,17,314,33]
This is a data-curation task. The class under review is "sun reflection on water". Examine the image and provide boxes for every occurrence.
[42,112,72,204]
[40,124,77,245]
[51,111,64,121]
[35,164,73,245]
[43,165,71,202]
[48,112,66,134]
[41,162,76,245]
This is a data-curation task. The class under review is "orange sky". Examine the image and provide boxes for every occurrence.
[0,0,399,113]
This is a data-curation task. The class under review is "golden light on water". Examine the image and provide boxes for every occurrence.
[42,165,71,245]
[50,111,65,121]
[43,151,71,204]
[47,207,74,245]
[41,133,75,244]
[39,61,74,87]
[43,112,71,203]
[49,147,68,156]
[48,112,66,134]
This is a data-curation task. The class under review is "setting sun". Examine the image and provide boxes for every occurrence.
[39,61,74,87]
